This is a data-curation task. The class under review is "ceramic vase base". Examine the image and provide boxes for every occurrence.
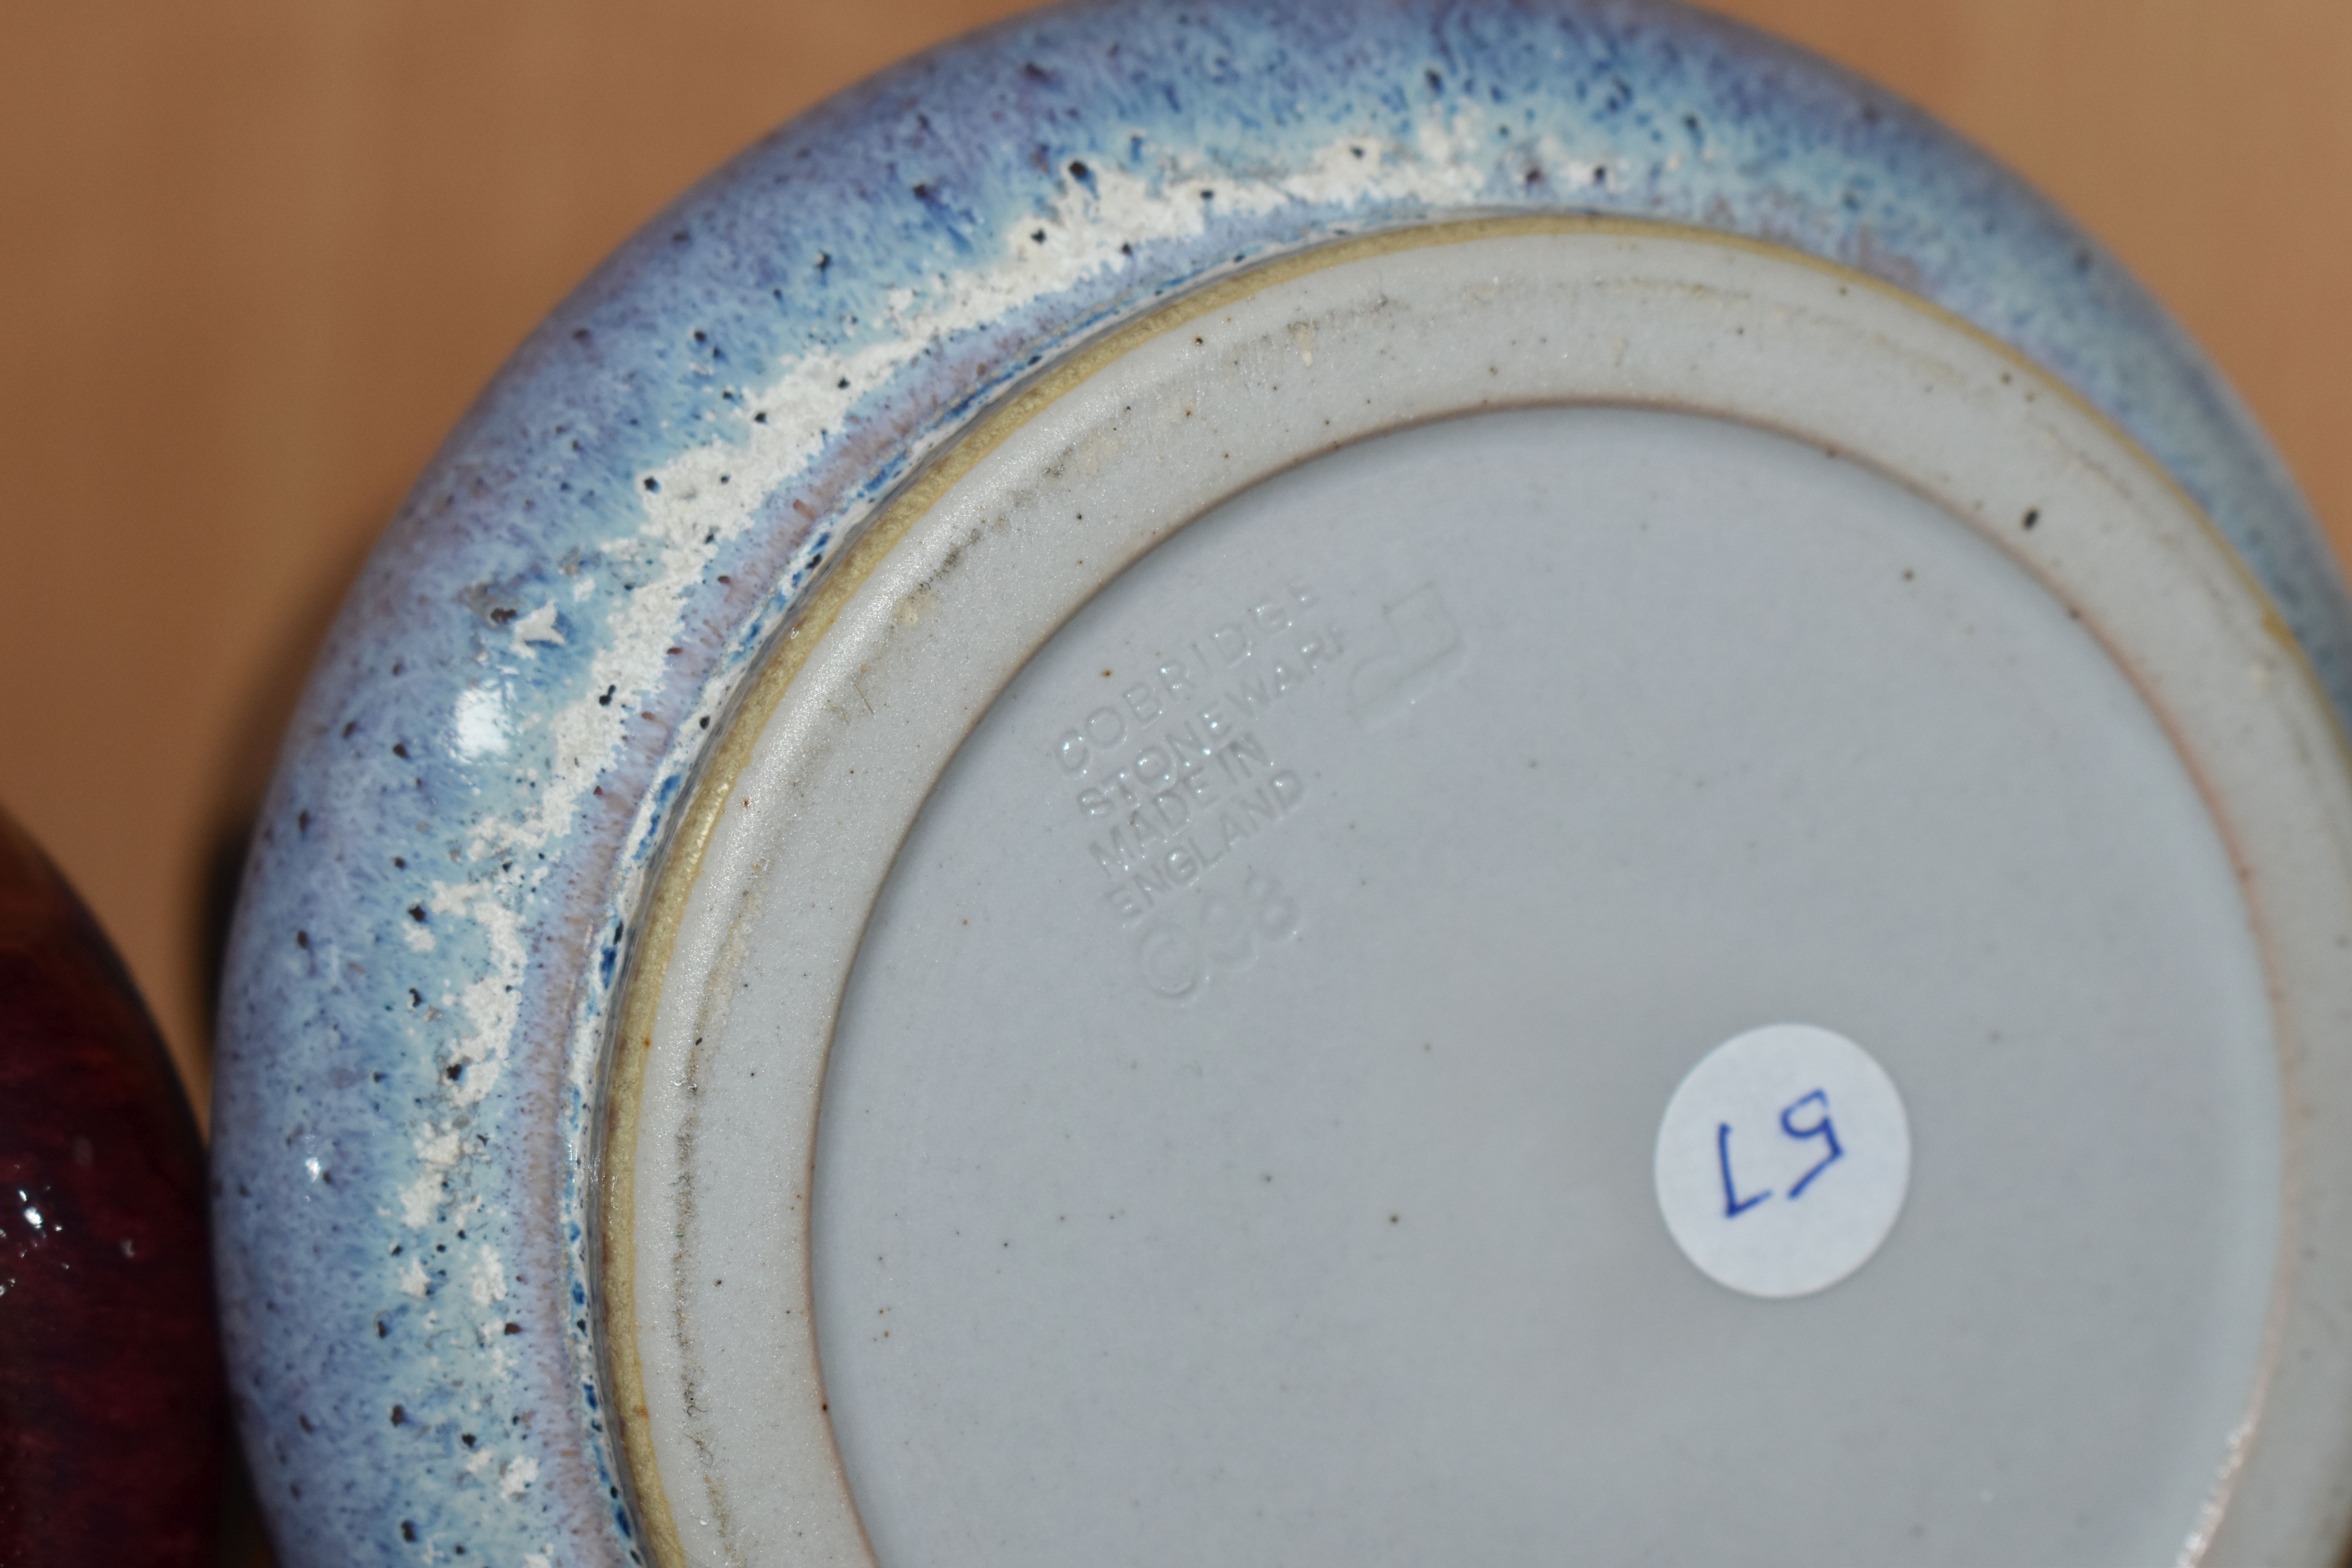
[607,227,2352,1566]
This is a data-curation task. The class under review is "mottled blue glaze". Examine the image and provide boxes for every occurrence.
[212,1,2352,1562]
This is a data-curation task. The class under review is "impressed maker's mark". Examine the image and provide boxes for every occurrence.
[1050,581,1338,929]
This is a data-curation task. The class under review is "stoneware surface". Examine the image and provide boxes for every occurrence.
[619,226,2347,1564]
[210,0,2352,1564]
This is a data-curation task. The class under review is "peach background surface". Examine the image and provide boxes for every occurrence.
[3,0,2348,1127]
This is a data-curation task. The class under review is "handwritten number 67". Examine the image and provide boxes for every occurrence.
[1717,1088,1844,1219]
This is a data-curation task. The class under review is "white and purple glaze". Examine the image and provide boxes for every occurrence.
[210,0,2352,1562]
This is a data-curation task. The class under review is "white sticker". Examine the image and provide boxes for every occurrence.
[1653,1024,1911,1299]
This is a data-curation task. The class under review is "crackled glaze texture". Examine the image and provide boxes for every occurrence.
[210,0,2352,1563]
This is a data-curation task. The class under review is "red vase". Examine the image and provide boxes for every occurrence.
[0,809,223,1564]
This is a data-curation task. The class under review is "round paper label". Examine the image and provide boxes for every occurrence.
[1653,1024,1911,1299]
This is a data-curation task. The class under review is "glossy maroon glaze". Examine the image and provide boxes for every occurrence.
[0,809,222,1564]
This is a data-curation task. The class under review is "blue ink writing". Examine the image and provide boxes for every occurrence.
[1779,1089,1843,1200]
[1716,1089,1845,1219]
[1717,1122,1771,1218]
